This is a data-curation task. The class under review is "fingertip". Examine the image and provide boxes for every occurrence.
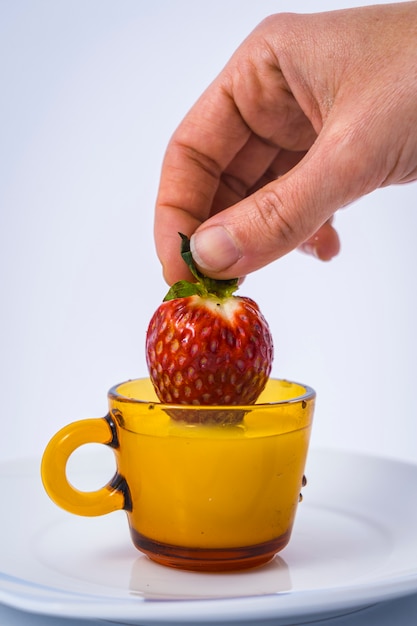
[161,264,173,286]
[299,221,341,261]
[161,264,195,286]
[159,252,194,286]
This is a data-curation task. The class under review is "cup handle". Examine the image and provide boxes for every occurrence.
[41,417,126,516]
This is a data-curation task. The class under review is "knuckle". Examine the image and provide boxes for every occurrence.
[252,187,298,247]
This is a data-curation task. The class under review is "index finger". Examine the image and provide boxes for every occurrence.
[154,81,251,284]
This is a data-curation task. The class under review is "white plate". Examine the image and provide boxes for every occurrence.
[1,448,417,625]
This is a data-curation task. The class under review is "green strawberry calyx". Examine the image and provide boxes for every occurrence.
[163,233,239,302]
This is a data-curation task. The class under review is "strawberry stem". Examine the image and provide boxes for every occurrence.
[163,233,239,302]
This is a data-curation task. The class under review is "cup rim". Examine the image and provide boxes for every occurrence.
[108,377,316,409]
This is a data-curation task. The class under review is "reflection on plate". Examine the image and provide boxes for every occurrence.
[1,449,417,625]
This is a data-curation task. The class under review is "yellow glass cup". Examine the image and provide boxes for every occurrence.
[41,378,315,572]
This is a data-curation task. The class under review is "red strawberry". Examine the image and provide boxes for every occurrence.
[146,234,273,422]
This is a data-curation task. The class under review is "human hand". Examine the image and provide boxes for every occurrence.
[154,2,417,283]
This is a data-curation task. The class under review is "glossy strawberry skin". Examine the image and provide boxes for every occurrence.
[146,293,273,409]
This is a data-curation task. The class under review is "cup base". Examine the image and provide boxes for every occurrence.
[130,528,292,572]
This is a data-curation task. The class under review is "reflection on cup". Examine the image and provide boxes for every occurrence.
[41,378,315,572]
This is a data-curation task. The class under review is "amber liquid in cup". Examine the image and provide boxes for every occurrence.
[41,378,315,572]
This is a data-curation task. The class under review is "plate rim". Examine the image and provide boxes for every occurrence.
[1,448,417,623]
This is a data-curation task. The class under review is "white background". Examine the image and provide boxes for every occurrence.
[1,0,416,466]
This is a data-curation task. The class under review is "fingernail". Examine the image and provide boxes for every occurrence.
[299,242,319,258]
[190,226,241,272]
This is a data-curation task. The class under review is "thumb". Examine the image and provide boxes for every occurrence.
[190,127,372,278]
